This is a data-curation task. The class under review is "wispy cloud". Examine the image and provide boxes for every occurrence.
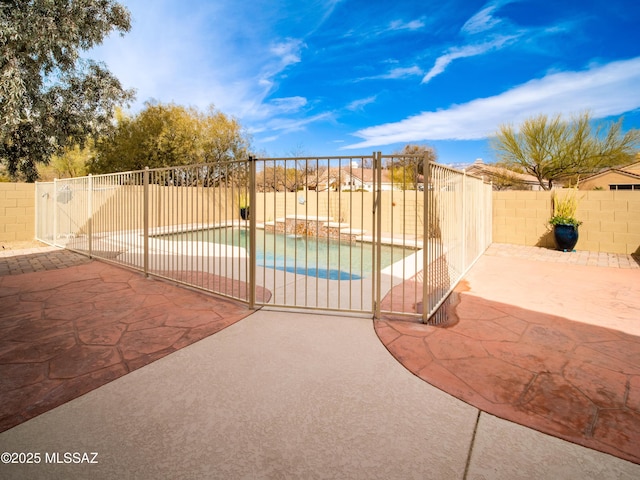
[388,18,426,32]
[359,65,424,82]
[269,97,308,113]
[383,66,424,79]
[344,57,640,148]
[269,39,305,68]
[254,112,334,138]
[342,16,427,41]
[421,36,517,84]
[346,96,377,111]
[461,0,513,35]
[419,0,522,85]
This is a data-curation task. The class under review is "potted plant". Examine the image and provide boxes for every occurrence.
[549,188,582,251]
[239,193,249,220]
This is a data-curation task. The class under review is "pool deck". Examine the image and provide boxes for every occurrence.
[0,243,639,479]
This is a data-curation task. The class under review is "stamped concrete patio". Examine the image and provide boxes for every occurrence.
[0,247,264,432]
[377,243,640,464]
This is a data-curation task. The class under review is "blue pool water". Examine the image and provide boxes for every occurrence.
[157,227,411,280]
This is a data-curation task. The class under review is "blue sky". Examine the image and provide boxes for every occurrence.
[90,0,640,166]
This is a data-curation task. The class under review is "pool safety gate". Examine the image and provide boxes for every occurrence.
[35,154,492,322]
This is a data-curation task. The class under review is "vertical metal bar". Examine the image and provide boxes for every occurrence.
[88,174,93,258]
[374,152,382,318]
[143,167,149,277]
[34,182,39,242]
[53,178,58,247]
[315,161,320,307]
[337,158,342,310]
[422,157,430,323]
[462,169,467,272]
[304,157,309,307]
[293,159,298,305]
[248,155,257,308]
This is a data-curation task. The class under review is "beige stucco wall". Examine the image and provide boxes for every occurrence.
[493,190,640,255]
[0,183,35,243]
[2,182,638,255]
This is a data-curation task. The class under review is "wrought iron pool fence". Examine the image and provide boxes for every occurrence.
[35,154,492,322]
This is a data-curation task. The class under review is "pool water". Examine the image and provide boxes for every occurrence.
[156,227,412,280]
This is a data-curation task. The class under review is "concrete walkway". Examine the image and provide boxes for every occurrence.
[0,245,639,479]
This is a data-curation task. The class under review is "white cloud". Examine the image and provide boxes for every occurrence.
[385,66,424,79]
[461,4,502,35]
[358,65,423,82]
[269,39,305,68]
[422,36,517,84]
[344,57,640,148]
[346,96,377,111]
[261,112,334,136]
[388,19,426,31]
[418,1,523,85]
[89,0,332,122]
[342,16,427,41]
[269,96,308,112]
[461,0,519,35]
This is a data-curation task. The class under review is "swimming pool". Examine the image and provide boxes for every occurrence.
[155,227,413,280]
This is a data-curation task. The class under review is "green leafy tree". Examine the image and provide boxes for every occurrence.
[491,112,640,190]
[88,102,252,176]
[0,0,134,181]
[39,142,93,180]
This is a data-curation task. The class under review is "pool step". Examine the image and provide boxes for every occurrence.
[262,217,366,242]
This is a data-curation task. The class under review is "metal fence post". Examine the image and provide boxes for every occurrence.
[374,151,382,318]
[462,169,467,271]
[422,157,431,324]
[88,174,93,258]
[34,182,38,243]
[143,167,149,277]
[53,178,58,247]
[248,155,257,309]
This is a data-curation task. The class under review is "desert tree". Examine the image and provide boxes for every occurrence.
[491,112,640,190]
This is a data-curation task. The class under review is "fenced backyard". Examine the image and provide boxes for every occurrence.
[34,154,492,323]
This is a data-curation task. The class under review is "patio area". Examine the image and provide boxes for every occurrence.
[0,246,263,432]
[378,243,640,464]
[0,243,639,478]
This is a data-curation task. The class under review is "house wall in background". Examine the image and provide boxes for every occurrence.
[579,171,640,190]
[0,183,35,243]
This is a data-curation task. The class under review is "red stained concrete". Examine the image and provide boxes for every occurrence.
[0,255,267,433]
[377,245,640,464]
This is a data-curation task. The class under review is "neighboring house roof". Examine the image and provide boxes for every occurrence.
[579,159,640,184]
[306,167,341,189]
[579,168,640,183]
[342,168,393,185]
[622,160,640,173]
[465,159,540,187]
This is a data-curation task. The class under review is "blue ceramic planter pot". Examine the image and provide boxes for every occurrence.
[553,224,579,251]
